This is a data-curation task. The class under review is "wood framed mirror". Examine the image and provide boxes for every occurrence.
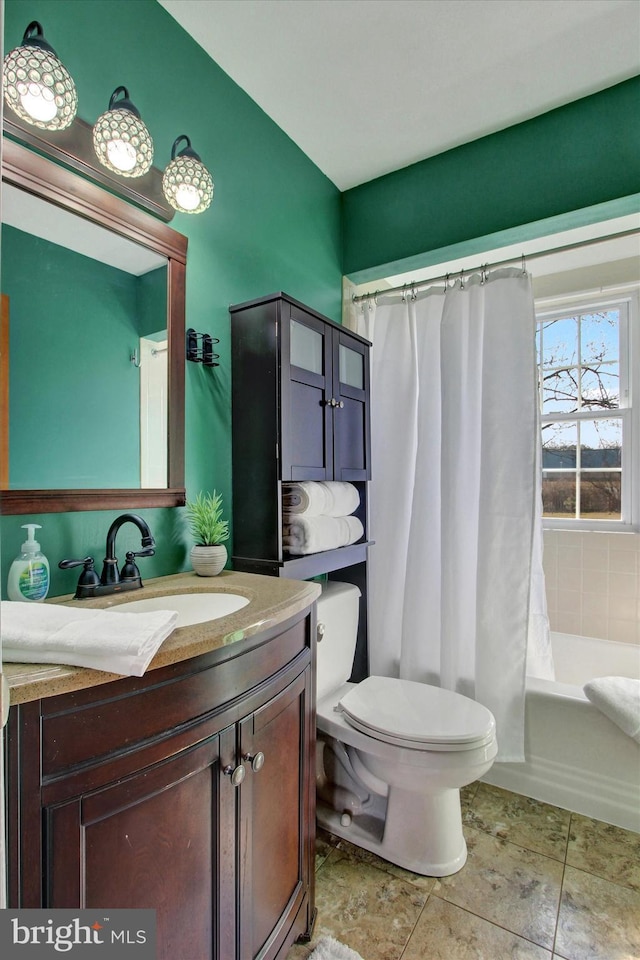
[0,136,187,514]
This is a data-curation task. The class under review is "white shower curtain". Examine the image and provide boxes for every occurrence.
[351,268,553,762]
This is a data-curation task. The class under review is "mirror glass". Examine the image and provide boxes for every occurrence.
[2,185,169,489]
[0,135,186,514]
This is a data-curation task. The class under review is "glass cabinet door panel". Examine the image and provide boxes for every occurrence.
[290,319,323,375]
[339,344,364,389]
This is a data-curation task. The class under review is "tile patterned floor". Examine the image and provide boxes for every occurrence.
[287,782,640,960]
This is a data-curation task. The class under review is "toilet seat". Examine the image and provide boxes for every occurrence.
[338,676,496,753]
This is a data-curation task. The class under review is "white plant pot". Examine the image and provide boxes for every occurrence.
[190,544,227,577]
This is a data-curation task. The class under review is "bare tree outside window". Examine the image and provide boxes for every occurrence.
[537,308,623,520]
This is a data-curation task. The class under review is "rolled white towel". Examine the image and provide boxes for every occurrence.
[282,481,360,517]
[583,676,640,744]
[1,600,178,677]
[283,515,364,555]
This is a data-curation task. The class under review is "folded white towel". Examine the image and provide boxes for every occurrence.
[283,515,363,555]
[1,600,178,677]
[583,676,640,744]
[282,481,360,518]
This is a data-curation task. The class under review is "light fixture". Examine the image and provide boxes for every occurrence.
[3,21,77,130]
[162,135,214,214]
[93,86,153,178]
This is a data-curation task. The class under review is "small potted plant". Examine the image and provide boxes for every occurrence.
[185,490,230,576]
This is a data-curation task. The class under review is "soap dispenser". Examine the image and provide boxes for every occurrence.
[7,523,50,602]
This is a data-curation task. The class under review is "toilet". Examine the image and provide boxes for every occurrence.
[315,581,498,877]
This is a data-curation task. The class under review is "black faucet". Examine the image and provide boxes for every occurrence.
[59,513,156,599]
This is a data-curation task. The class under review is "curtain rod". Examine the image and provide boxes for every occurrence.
[351,227,640,303]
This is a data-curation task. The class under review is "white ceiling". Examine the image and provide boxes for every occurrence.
[158,0,640,191]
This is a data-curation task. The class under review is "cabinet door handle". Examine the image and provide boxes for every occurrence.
[223,763,246,786]
[242,751,265,773]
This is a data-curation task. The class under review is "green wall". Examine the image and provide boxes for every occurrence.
[1,0,343,597]
[3,225,145,489]
[342,76,640,282]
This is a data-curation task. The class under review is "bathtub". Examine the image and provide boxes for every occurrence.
[483,632,640,832]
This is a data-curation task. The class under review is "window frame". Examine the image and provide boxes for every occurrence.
[536,286,639,532]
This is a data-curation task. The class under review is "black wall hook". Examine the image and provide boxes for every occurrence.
[186,328,219,367]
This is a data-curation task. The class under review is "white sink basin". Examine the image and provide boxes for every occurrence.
[117,592,249,627]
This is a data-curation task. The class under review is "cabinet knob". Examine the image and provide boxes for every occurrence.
[243,750,265,773]
[224,763,246,786]
[317,622,325,642]
[338,400,344,409]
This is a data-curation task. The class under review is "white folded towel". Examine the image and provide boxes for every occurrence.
[583,676,640,744]
[283,515,363,555]
[1,600,178,677]
[282,481,360,518]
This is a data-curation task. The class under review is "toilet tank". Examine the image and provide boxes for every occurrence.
[316,580,361,702]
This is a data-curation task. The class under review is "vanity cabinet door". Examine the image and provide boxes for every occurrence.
[237,667,315,960]
[45,730,233,960]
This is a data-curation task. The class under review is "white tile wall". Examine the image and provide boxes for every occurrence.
[543,530,640,645]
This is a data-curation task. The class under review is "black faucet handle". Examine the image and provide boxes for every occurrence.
[128,547,155,558]
[58,557,101,588]
[121,552,141,583]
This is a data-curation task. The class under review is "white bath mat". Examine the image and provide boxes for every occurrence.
[309,936,365,960]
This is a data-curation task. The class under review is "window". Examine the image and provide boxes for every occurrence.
[536,292,638,528]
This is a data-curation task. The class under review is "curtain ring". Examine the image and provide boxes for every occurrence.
[459,269,465,289]
[444,273,450,293]
[521,254,527,275]
[410,284,417,301]
[401,283,407,303]
[480,264,488,285]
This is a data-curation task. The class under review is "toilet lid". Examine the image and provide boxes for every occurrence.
[338,676,496,748]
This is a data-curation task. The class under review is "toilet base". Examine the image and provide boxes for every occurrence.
[317,784,468,877]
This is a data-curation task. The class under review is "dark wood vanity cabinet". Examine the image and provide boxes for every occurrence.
[230,292,371,574]
[5,610,316,960]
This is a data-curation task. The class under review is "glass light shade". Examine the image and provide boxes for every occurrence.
[3,22,77,130]
[93,88,153,178]
[163,137,214,214]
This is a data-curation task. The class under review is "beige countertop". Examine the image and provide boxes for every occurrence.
[3,570,320,705]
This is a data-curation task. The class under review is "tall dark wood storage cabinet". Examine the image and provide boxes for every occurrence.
[230,292,372,679]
